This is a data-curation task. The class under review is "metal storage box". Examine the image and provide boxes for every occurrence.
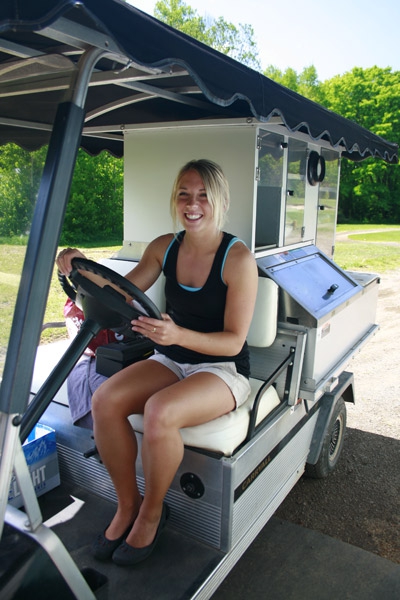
[257,246,380,399]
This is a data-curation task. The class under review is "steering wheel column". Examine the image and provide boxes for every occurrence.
[19,318,102,442]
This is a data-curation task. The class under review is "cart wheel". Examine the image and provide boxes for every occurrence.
[305,397,347,479]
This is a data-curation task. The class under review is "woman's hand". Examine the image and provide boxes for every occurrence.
[56,248,86,276]
[132,313,181,346]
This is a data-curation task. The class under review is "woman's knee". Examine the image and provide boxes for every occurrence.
[91,384,110,421]
[92,376,146,423]
[143,393,176,441]
[92,379,125,420]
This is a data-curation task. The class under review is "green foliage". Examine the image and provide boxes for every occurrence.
[155,0,261,70]
[0,144,47,236]
[348,229,400,242]
[208,18,260,70]
[264,65,400,224]
[155,0,207,39]
[264,64,324,103]
[0,143,123,245]
[0,242,123,373]
[320,67,400,223]
[334,240,400,272]
[60,150,123,245]
[1,3,399,236]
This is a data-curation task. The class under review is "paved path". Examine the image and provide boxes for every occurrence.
[336,227,400,244]
[213,517,400,600]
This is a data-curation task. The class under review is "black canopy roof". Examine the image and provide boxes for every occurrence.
[0,0,398,163]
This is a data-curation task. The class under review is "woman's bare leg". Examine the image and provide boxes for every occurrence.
[91,359,179,540]
[125,372,235,548]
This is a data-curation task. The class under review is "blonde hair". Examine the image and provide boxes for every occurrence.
[170,159,230,231]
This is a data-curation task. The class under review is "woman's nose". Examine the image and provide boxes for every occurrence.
[186,195,198,207]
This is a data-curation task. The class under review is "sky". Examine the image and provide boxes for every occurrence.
[127,0,399,81]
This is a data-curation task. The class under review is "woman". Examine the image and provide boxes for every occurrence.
[57,159,258,566]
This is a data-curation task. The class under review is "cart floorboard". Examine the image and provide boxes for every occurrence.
[3,481,400,600]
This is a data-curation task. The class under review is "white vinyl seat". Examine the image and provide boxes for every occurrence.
[129,277,280,456]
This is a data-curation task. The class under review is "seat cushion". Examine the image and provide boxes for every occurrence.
[128,377,280,456]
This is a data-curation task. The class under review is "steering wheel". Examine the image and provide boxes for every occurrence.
[58,257,162,338]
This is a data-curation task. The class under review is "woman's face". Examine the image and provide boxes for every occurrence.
[175,169,214,231]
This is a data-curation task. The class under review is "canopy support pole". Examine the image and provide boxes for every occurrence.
[0,48,105,566]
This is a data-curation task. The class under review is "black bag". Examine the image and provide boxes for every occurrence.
[95,338,154,377]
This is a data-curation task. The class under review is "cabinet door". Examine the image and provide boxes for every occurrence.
[255,130,285,250]
[316,149,340,257]
[285,139,307,246]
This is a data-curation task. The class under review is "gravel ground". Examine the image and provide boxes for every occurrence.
[275,267,400,564]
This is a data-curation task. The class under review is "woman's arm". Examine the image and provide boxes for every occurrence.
[56,235,172,297]
[124,234,172,291]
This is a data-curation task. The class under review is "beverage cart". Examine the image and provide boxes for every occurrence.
[0,1,398,598]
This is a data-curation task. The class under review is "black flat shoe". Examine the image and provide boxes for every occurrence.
[92,523,134,561]
[112,503,169,566]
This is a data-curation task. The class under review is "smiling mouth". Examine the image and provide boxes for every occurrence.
[185,213,202,221]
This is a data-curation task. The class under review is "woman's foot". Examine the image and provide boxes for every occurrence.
[105,494,142,538]
[92,522,134,561]
[112,502,169,566]
[92,497,142,561]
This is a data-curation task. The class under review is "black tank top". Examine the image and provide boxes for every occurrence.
[154,231,250,377]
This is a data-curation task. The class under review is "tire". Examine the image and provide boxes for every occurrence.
[305,397,347,479]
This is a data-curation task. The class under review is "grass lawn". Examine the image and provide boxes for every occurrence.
[348,230,400,243]
[334,242,400,272]
[1,226,400,374]
[0,245,121,373]
[334,224,400,271]
[337,223,400,241]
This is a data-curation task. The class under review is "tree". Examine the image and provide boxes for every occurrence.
[321,67,400,222]
[0,144,46,237]
[155,0,261,70]
[264,64,400,223]
[0,143,123,243]
[264,64,323,102]
[298,65,324,103]
[155,0,207,40]
[208,18,260,70]
[2,4,398,237]
[61,150,123,244]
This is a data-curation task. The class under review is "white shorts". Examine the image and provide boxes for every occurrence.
[148,351,251,409]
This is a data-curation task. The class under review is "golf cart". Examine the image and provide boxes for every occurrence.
[0,1,398,598]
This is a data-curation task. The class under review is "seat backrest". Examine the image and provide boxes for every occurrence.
[247,277,278,348]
